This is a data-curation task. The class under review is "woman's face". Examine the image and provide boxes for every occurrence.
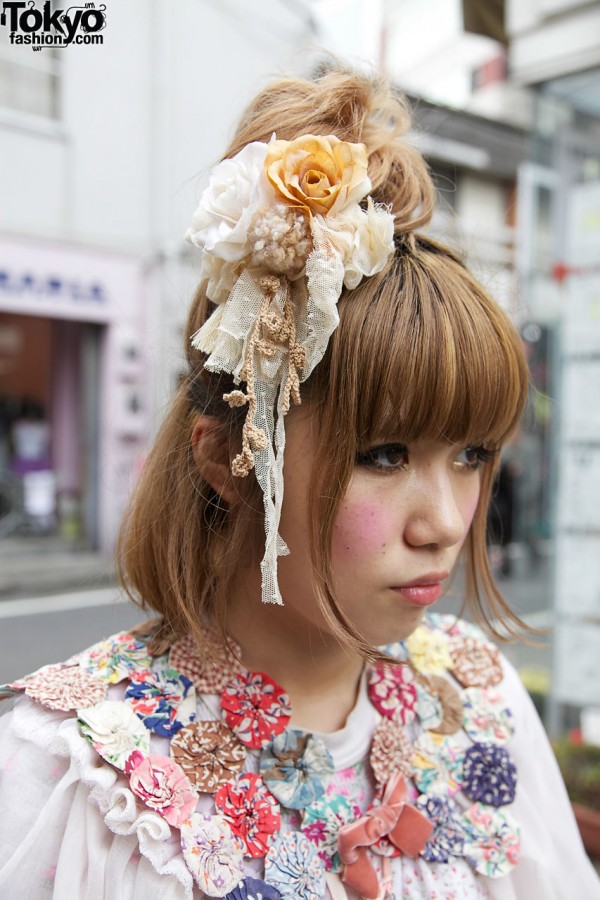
[276,408,484,646]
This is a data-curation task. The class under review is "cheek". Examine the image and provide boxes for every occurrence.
[460,488,481,539]
[332,499,395,557]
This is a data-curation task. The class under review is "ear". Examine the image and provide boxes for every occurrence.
[191,416,236,505]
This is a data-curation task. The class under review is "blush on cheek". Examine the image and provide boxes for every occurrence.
[333,501,393,556]
[461,494,480,541]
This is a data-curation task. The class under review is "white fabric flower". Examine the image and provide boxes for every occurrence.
[316,198,395,290]
[186,141,272,263]
[199,255,244,305]
[343,197,395,288]
[78,700,150,769]
[180,813,245,897]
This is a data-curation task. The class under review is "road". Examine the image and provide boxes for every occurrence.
[0,589,152,683]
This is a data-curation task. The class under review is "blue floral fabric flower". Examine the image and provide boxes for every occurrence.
[124,664,196,738]
[416,794,466,862]
[462,741,516,807]
[265,832,326,899]
[260,730,334,810]
[225,877,282,900]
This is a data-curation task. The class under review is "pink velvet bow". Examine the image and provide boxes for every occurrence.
[337,772,434,898]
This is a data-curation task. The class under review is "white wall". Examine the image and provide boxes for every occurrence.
[0,0,315,250]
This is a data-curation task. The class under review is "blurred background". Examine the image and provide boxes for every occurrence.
[0,0,599,802]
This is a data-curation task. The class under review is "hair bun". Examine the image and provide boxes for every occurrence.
[226,68,435,240]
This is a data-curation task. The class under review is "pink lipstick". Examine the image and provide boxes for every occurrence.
[392,573,448,607]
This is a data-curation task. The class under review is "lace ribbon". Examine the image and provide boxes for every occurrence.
[192,219,345,605]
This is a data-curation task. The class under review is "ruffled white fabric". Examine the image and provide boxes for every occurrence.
[1,652,599,899]
[0,697,195,900]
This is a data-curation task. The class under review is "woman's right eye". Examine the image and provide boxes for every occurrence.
[356,443,409,472]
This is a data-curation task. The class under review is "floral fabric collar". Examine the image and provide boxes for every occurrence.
[2,617,521,899]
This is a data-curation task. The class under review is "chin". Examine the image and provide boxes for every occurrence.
[365,609,426,648]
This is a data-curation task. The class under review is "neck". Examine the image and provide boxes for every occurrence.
[226,576,364,733]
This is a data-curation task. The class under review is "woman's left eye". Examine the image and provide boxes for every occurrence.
[453,446,497,471]
[356,443,409,471]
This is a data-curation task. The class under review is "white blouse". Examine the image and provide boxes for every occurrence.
[0,640,598,900]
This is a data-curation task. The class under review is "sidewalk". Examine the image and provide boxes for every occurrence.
[0,534,116,601]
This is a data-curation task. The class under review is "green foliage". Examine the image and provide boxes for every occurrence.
[554,740,600,812]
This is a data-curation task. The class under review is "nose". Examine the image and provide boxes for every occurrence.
[403,470,467,550]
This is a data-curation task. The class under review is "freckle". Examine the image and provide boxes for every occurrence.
[346,546,351,551]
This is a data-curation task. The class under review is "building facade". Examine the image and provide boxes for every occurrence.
[0,0,312,553]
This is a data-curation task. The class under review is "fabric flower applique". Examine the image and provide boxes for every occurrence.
[125,751,197,827]
[171,720,246,794]
[380,640,409,662]
[265,134,370,217]
[462,686,515,744]
[78,699,151,769]
[427,612,484,641]
[225,877,282,900]
[215,771,280,858]
[462,741,517,807]
[186,140,273,269]
[23,665,106,712]
[5,656,83,694]
[301,793,360,872]
[462,802,521,877]
[168,631,242,694]
[80,631,152,684]
[449,635,503,689]
[124,664,196,738]
[265,831,326,899]
[260,729,334,809]
[416,794,466,863]
[221,671,291,750]
[369,717,413,787]
[412,732,465,796]
[181,813,245,897]
[415,679,444,731]
[367,662,417,724]
[406,627,453,675]
[418,675,463,735]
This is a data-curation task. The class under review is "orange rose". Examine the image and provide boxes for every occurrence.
[265,134,371,217]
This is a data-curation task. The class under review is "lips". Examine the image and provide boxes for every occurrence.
[393,572,449,590]
[391,573,449,607]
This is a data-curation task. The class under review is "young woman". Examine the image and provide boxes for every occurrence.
[1,70,598,900]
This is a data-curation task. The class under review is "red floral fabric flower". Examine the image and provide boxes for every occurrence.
[221,672,291,750]
[367,663,417,724]
[215,772,280,858]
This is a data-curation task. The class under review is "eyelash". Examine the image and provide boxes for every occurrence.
[355,443,498,472]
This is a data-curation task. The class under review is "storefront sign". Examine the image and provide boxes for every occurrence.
[0,233,139,323]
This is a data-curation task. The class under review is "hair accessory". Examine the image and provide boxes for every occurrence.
[186,134,395,604]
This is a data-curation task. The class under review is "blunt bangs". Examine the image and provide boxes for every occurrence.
[318,240,528,453]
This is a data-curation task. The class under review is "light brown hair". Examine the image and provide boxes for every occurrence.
[117,69,529,658]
